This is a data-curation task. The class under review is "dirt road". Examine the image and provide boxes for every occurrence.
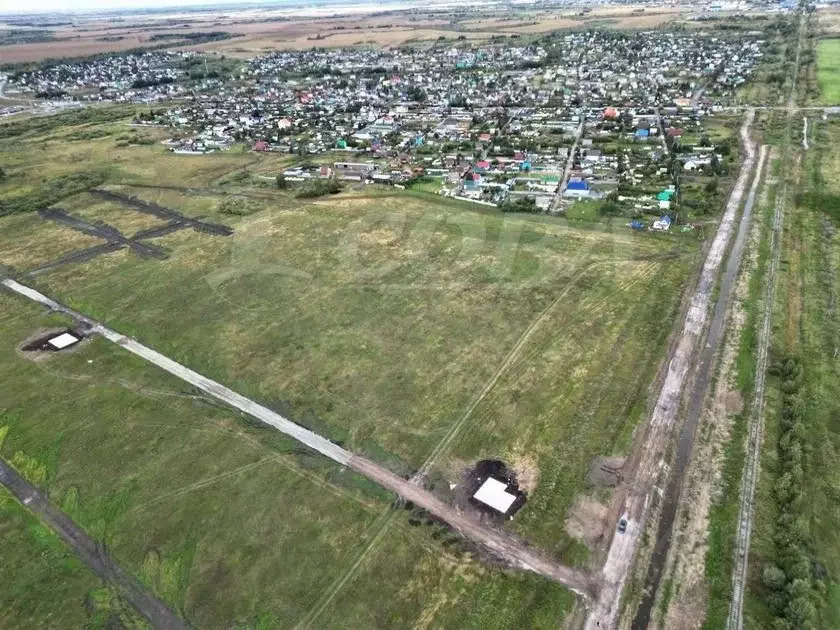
[583,108,758,630]
[726,13,806,629]
[725,152,782,630]
[0,456,189,629]
[550,111,585,213]
[1,278,594,599]
[633,143,768,630]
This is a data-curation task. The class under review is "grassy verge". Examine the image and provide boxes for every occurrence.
[746,116,840,630]
[0,486,145,629]
[816,38,840,104]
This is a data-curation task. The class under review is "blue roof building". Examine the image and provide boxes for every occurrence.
[564,179,591,198]
[635,128,650,138]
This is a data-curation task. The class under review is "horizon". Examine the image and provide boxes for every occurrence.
[0,0,404,16]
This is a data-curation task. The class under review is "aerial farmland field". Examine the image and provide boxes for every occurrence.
[0,107,700,626]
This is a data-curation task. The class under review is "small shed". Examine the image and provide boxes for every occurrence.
[473,478,518,514]
[47,332,80,350]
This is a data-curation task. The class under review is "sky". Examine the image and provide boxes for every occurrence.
[0,0,307,14]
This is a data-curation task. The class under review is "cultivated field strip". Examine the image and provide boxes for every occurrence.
[1,278,595,599]
[0,456,189,630]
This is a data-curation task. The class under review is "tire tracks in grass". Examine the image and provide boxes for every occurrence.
[293,506,397,630]
[292,255,676,628]
[412,257,648,482]
[27,363,381,511]
[292,258,617,628]
[416,256,672,482]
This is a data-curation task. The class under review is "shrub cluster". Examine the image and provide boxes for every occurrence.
[0,171,107,216]
[218,197,261,216]
[295,179,343,199]
[761,357,824,630]
[499,197,539,213]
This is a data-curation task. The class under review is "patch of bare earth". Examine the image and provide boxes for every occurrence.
[566,496,609,550]
[654,149,776,629]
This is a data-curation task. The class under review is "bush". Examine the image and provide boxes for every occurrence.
[218,198,261,216]
[500,197,539,213]
[296,179,343,199]
[761,356,823,628]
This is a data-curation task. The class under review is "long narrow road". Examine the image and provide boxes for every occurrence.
[0,456,189,629]
[0,278,595,600]
[583,108,758,630]
[633,142,768,630]
[726,153,783,630]
[726,9,806,628]
[550,110,585,213]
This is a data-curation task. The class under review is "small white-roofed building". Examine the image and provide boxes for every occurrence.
[472,477,518,514]
[47,332,80,350]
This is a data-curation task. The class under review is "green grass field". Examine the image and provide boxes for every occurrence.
[0,486,145,629]
[0,106,701,625]
[745,118,840,629]
[817,39,840,104]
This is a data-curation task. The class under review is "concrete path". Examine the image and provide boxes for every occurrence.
[1,278,594,599]
[0,456,189,630]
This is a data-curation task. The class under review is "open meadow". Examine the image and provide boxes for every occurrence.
[0,106,700,624]
[0,483,144,629]
[745,117,840,630]
[817,38,840,104]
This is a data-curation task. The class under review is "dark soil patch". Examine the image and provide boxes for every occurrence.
[585,456,626,488]
[19,327,88,356]
[454,459,527,522]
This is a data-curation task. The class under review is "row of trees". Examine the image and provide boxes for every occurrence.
[761,357,824,630]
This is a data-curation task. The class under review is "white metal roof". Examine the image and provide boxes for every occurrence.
[472,477,517,514]
[47,332,80,350]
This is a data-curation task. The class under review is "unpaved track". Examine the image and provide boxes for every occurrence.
[91,190,233,236]
[726,12,805,629]
[583,109,758,630]
[0,456,189,629]
[633,144,768,630]
[550,111,585,212]
[1,278,594,599]
[725,153,783,630]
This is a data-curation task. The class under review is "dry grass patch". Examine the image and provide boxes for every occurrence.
[0,213,103,270]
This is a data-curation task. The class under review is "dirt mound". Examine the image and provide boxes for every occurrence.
[18,327,88,361]
[585,456,625,487]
